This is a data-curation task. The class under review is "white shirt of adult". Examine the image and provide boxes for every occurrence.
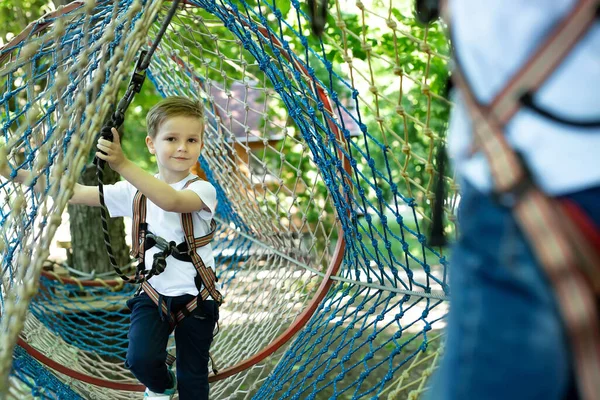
[448,0,600,196]
[104,173,219,298]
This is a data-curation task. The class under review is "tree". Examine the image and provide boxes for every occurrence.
[67,133,131,275]
[68,83,163,275]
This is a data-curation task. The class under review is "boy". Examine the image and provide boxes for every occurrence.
[12,96,221,400]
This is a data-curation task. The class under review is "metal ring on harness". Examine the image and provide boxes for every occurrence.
[146,233,193,260]
[145,235,192,275]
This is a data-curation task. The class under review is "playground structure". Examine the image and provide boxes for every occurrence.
[0,0,454,398]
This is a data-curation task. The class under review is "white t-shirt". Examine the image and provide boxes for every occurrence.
[448,0,600,196]
[104,173,219,297]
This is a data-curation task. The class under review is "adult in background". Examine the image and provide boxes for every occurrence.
[426,1,600,399]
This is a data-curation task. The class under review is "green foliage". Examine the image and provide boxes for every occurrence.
[0,0,53,45]
[0,1,164,172]
[0,0,452,253]
[121,85,163,172]
[154,0,451,253]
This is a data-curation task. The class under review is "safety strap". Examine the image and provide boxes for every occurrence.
[138,281,208,327]
[182,214,223,304]
[131,190,148,260]
[131,177,223,304]
[445,1,600,398]
[139,281,219,374]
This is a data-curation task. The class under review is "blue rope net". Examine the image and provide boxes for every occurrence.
[30,274,136,361]
[11,346,83,400]
[0,0,453,398]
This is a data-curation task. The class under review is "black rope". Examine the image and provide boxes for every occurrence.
[414,0,440,25]
[152,241,178,275]
[428,77,452,248]
[95,0,181,283]
[520,92,600,128]
[428,142,448,247]
[307,0,328,37]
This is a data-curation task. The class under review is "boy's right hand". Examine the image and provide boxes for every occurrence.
[96,127,128,173]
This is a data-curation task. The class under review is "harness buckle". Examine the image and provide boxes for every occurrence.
[128,50,148,94]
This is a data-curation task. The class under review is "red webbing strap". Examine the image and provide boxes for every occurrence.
[130,176,201,261]
[175,288,210,322]
[447,1,600,398]
[140,281,211,327]
[182,214,223,304]
[182,177,201,188]
[560,199,600,257]
[181,178,223,304]
[141,281,176,326]
[490,0,600,124]
[451,0,600,290]
[165,353,176,367]
[191,220,216,248]
[452,70,600,292]
[131,190,147,260]
[139,280,214,373]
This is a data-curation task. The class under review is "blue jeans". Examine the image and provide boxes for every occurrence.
[428,181,599,400]
[125,292,218,400]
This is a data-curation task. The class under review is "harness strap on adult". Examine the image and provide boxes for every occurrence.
[443,1,600,398]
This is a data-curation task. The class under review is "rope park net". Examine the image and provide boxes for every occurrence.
[0,0,455,398]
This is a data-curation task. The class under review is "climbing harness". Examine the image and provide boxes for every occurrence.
[131,177,224,319]
[443,0,600,398]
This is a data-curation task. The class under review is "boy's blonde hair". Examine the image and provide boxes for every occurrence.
[146,96,204,139]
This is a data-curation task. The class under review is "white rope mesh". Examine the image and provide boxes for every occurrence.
[1,1,452,398]
[0,0,167,395]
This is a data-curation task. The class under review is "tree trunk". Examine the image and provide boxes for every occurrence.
[60,0,132,275]
[67,164,130,275]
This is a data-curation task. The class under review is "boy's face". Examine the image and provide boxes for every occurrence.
[146,115,204,177]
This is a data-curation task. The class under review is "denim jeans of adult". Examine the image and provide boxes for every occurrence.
[428,181,599,400]
[125,292,218,400]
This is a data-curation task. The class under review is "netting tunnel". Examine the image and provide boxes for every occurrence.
[0,0,454,398]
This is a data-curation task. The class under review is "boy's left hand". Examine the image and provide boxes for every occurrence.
[96,128,128,173]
